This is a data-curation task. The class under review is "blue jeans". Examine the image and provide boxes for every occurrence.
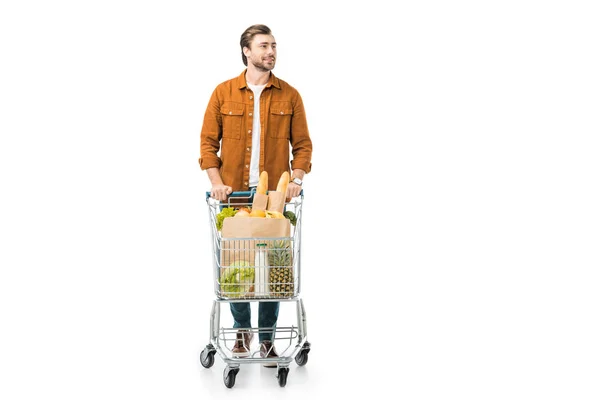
[230,301,280,342]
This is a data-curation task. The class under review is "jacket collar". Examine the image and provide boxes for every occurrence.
[237,69,280,90]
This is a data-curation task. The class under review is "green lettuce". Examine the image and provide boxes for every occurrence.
[216,207,237,231]
[220,261,255,298]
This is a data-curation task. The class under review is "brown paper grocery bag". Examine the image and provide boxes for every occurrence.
[252,193,268,211]
[220,218,290,269]
[267,191,285,213]
[221,217,290,239]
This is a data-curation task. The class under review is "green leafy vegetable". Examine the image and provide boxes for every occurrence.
[283,210,297,226]
[220,261,254,298]
[216,207,237,231]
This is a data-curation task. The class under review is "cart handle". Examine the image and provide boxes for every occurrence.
[205,190,303,201]
[205,190,255,201]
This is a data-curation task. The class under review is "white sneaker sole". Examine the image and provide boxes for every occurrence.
[232,350,250,358]
[262,359,277,367]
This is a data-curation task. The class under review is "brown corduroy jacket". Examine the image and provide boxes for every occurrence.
[199,70,313,191]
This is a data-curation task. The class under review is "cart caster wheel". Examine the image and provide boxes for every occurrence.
[295,350,309,366]
[295,342,311,366]
[223,367,239,388]
[200,346,216,368]
[277,367,289,387]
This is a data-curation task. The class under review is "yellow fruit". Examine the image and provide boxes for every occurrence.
[249,209,266,218]
[265,211,285,219]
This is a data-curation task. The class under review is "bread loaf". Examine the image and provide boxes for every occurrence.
[257,171,268,195]
[277,171,290,195]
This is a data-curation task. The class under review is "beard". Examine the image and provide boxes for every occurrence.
[250,57,276,72]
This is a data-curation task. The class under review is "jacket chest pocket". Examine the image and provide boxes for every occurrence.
[220,103,245,139]
[268,101,292,139]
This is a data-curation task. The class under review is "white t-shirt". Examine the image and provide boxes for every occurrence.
[247,82,266,187]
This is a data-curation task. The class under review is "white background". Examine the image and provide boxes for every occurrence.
[1,1,599,399]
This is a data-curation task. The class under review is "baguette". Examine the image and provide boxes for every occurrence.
[277,171,290,194]
[257,171,268,195]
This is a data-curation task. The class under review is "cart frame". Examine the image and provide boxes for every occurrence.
[199,191,311,388]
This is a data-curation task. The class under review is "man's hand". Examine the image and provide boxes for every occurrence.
[286,169,305,201]
[287,182,302,201]
[210,184,232,201]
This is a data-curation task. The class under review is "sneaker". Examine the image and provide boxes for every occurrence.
[259,340,279,368]
[231,330,254,358]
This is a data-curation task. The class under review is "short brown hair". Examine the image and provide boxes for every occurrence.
[240,24,272,66]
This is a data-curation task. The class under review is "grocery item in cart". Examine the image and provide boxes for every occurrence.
[267,171,289,213]
[254,243,270,297]
[252,170,269,211]
[268,240,294,298]
[219,260,255,298]
[221,216,290,239]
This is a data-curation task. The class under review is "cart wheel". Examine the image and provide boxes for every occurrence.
[277,367,289,387]
[223,367,239,388]
[200,346,216,368]
[295,350,309,366]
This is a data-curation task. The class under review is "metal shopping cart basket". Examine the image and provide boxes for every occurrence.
[199,191,311,388]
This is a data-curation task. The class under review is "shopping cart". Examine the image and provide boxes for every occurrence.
[199,191,311,388]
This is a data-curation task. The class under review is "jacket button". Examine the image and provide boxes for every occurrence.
[229,111,233,115]
[280,111,284,114]
[249,96,253,100]
[249,112,252,116]
[244,182,248,185]
[247,147,250,151]
[248,130,252,134]
[245,165,249,168]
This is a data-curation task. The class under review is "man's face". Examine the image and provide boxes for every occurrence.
[244,34,277,72]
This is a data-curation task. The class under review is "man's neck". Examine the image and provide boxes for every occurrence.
[245,67,270,86]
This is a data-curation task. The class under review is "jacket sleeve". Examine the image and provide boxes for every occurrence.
[290,92,313,173]
[199,88,223,170]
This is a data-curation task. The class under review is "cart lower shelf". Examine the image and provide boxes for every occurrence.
[199,297,310,388]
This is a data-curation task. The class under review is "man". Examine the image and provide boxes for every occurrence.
[199,24,313,367]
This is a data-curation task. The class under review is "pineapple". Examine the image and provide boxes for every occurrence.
[268,240,294,297]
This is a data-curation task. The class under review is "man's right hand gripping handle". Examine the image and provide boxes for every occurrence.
[210,183,233,201]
